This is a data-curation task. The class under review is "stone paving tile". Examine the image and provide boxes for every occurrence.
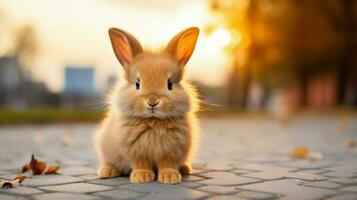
[238,179,337,200]
[120,183,210,200]
[327,193,357,200]
[22,175,82,187]
[242,171,327,181]
[204,162,235,171]
[232,169,258,175]
[197,185,238,194]
[206,195,246,200]
[93,189,143,199]
[0,194,28,200]
[38,183,112,193]
[182,175,205,182]
[235,163,295,172]
[199,171,237,179]
[340,185,357,193]
[197,175,261,186]
[323,171,357,178]
[178,181,204,188]
[59,166,97,176]
[33,192,102,200]
[276,160,335,170]
[236,190,277,199]
[329,177,357,185]
[0,186,44,195]
[78,174,100,181]
[301,181,343,189]
[88,177,130,186]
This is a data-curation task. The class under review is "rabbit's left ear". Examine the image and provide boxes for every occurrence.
[165,27,199,67]
[108,28,143,71]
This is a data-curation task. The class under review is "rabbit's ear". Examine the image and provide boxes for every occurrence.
[108,28,143,70]
[165,27,199,67]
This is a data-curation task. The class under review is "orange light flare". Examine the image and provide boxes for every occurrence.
[205,27,243,51]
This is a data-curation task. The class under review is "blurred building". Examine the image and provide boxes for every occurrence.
[0,56,60,109]
[62,66,99,107]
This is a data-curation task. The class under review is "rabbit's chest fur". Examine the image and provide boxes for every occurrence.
[119,117,190,162]
[96,114,192,166]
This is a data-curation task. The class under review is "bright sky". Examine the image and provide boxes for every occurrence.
[0,0,232,92]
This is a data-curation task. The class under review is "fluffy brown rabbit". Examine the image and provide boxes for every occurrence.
[94,27,200,184]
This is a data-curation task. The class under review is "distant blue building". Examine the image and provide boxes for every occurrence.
[64,67,96,97]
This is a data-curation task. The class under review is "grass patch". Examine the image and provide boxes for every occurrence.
[0,107,104,125]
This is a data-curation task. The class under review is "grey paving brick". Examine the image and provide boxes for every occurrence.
[0,194,28,200]
[301,181,343,189]
[199,171,238,179]
[341,185,357,193]
[238,179,337,200]
[178,181,204,188]
[38,183,112,193]
[235,163,295,172]
[33,192,102,200]
[22,175,82,187]
[323,171,357,178]
[197,185,238,194]
[78,174,100,181]
[88,177,130,186]
[329,177,357,185]
[206,196,246,200]
[137,192,209,200]
[60,166,97,176]
[182,175,205,182]
[277,160,335,170]
[204,162,235,171]
[237,190,276,199]
[327,193,357,200]
[120,183,209,200]
[0,186,44,195]
[197,175,261,186]
[93,189,142,199]
[232,169,257,175]
[242,171,327,181]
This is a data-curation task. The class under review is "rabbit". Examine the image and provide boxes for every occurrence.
[94,27,200,184]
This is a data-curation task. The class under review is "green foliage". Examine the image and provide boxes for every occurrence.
[0,108,104,124]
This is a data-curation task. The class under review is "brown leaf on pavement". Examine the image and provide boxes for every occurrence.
[44,165,60,174]
[292,147,309,158]
[345,139,356,148]
[0,175,27,188]
[28,154,47,175]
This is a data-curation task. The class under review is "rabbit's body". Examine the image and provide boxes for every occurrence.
[95,28,200,184]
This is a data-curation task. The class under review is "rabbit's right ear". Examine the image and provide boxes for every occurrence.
[108,28,143,70]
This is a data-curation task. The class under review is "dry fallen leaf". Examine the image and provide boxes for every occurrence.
[0,175,27,188]
[21,164,30,173]
[292,147,310,159]
[22,154,60,176]
[28,154,47,175]
[345,139,356,148]
[45,165,60,174]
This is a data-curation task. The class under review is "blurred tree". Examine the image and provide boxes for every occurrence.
[209,0,357,108]
[10,25,39,67]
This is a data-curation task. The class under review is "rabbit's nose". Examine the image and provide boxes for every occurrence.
[148,101,159,108]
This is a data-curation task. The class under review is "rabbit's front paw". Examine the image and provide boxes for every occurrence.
[158,168,182,184]
[98,165,120,178]
[130,169,155,183]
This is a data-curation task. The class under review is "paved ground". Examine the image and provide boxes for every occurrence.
[1,116,357,200]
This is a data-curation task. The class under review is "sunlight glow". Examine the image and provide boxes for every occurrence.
[208,28,232,48]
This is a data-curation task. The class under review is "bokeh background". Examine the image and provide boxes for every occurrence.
[0,0,356,124]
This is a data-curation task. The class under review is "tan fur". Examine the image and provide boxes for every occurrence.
[94,27,200,184]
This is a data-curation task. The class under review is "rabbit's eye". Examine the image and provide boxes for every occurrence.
[135,79,140,90]
[167,79,173,90]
